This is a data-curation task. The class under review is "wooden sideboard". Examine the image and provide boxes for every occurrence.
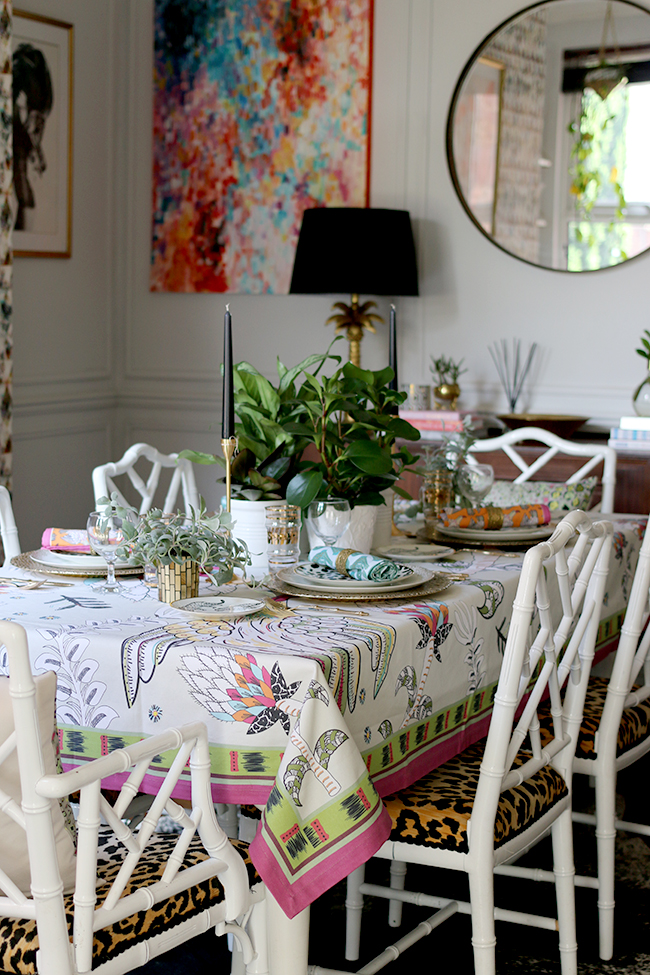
[396,440,650,515]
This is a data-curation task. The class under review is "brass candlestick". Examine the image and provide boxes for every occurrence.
[221,437,238,513]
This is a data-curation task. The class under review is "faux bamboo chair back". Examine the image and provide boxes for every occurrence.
[568,515,650,960]
[0,621,264,975]
[92,443,200,516]
[0,486,21,565]
[344,510,613,975]
[469,427,617,513]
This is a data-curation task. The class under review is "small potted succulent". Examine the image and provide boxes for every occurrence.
[429,355,467,410]
[117,500,250,602]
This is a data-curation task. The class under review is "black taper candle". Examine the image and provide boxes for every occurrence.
[389,303,398,390]
[221,304,235,439]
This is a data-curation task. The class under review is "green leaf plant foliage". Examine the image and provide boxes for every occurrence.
[106,495,251,586]
[283,353,420,510]
[179,350,333,501]
[180,340,421,510]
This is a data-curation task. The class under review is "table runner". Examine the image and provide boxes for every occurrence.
[0,513,643,916]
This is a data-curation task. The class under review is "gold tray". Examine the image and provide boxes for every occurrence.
[265,571,463,602]
[12,552,144,578]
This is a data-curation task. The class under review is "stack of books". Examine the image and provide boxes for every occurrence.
[398,409,464,440]
[608,416,650,452]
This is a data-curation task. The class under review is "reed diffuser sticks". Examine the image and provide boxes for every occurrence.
[489,339,538,414]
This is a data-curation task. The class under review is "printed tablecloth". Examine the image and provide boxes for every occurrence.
[0,513,643,917]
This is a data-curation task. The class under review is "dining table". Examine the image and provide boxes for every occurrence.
[0,510,645,975]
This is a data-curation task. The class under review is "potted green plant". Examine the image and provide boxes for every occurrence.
[179,352,333,567]
[116,500,250,602]
[429,355,467,410]
[284,358,420,551]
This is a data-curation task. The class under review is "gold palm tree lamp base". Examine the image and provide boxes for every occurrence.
[326,293,384,366]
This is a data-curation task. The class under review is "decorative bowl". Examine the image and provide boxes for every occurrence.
[498,414,589,440]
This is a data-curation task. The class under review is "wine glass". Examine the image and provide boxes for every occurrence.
[307,499,351,548]
[86,510,136,593]
[457,463,495,507]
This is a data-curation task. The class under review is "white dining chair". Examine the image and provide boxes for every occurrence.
[0,619,267,975]
[468,426,617,514]
[92,443,200,516]
[0,485,21,566]
[548,514,650,960]
[337,510,613,975]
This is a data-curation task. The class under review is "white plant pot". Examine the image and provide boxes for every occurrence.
[371,489,394,550]
[230,499,284,572]
[305,504,378,555]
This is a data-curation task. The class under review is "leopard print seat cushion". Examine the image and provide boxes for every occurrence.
[0,830,258,975]
[538,676,650,761]
[384,740,568,855]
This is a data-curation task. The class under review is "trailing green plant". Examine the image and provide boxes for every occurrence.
[429,355,467,387]
[568,88,626,250]
[179,351,333,500]
[113,498,250,584]
[284,356,421,509]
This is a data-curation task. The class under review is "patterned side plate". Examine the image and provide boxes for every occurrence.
[171,595,266,619]
[266,572,463,602]
[293,560,414,588]
[279,564,430,594]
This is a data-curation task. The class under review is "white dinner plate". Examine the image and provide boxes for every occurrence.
[436,523,555,543]
[171,595,266,619]
[276,564,435,594]
[373,543,455,561]
[30,548,138,570]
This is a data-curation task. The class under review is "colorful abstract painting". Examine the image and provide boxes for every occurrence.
[151,0,372,294]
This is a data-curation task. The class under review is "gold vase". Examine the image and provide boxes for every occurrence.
[157,560,200,603]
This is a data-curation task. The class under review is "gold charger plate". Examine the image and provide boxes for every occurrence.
[265,571,464,602]
[12,552,143,578]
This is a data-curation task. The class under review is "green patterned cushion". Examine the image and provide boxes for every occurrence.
[484,477,597,512]
[0,830,258,975]
[383,740,568,855]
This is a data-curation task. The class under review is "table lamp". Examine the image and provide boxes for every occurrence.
[289,207,419,366]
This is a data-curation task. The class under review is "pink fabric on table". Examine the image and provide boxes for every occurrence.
[41,529,91,553]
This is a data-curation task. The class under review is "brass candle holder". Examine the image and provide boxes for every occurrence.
[220,437,238,513]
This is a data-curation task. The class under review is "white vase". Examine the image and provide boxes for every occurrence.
[230,499,284,572]
[371,489,394,550]
[305,504,378,555]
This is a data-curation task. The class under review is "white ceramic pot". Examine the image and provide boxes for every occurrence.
[230,499,285,572]
[305,503,378,555]
[371,489,394,550]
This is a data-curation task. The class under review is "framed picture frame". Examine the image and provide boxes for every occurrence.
[12,9,73,258]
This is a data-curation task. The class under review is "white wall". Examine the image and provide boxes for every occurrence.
[12,0,650,546]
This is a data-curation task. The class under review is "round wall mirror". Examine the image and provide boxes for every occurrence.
[447,0,650,271]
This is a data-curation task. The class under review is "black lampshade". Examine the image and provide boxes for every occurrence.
[290,207,419,297]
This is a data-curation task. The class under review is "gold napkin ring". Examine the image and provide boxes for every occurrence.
[485,506,504,530]
[335,548,356,576]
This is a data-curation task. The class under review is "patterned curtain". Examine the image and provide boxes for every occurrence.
[0,1,11,490]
